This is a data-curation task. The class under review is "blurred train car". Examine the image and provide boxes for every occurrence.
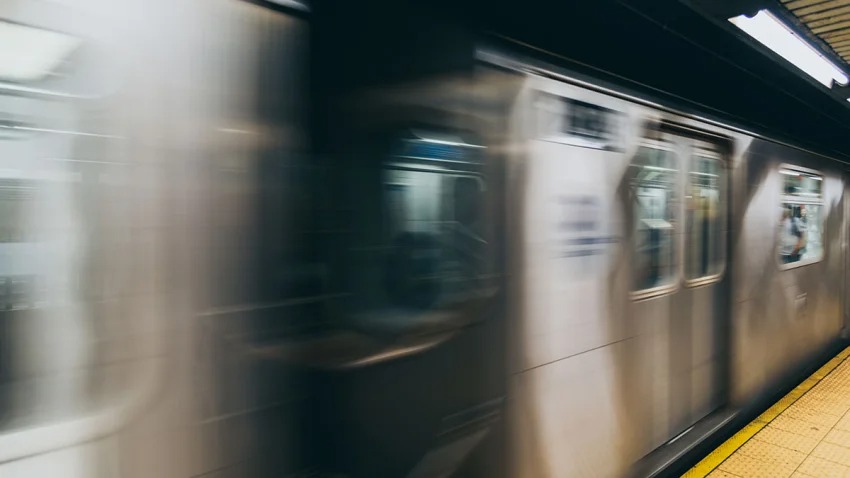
[0,1,848,478]
[309,2,850,475]
[492,52,846,477]
[0,0,312,476]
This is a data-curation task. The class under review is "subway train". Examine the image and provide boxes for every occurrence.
[0,0,848,477]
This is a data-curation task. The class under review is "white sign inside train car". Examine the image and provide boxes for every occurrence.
[535,93,622,151]
[555,195,618,259]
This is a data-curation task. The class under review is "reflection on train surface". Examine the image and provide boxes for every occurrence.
[2,0,850,477]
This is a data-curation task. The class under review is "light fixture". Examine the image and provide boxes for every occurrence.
[411,130,486,148]
[729,10,848,88]
[0,21,81,82]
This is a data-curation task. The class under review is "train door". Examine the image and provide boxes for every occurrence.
[505,81,639,477]
[298,52,514,475]
[0,8,93,436]
[311,121,506,478]
[629,122,730,448]
[302,2,512,473]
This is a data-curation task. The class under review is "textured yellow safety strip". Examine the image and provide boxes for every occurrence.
[681,346,850,478]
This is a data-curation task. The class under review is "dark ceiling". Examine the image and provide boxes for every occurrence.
[311,0,850,163]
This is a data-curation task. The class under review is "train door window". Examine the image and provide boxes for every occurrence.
[380,130,492,320]
[685,150,725,282]
[0,179,31,243]
[630,144,679,295]
[0,179,38,309]
[778,166,823,267]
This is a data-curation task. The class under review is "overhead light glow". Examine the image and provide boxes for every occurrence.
[411,130,485,148]
[729,10,848,88]
[0,21,81,82]
[415,138,486,149]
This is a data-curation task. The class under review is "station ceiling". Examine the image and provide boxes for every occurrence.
[782,0,850,66]
[315,0,850,163]
[479,0,850,162]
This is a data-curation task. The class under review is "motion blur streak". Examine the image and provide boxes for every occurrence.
[3,1,850,478]
[0,0,306,476]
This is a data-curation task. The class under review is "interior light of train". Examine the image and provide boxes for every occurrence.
[411,130,485,149]
[641,218,674,229]
[729,10,849,88]
[415,138,486,149]
[779,169,800,175]
[2,124,119,139]
[0,21,81,82]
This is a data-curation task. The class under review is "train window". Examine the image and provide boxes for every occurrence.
[0,179,31,243]
[631,145,678,294]
[685,151,725,282]
[380,130,492,319]
[778,166,823,267]
[0,179,36,310]
[566,99,613,142]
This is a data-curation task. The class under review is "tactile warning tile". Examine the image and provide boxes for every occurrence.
[783,405,842,428]
[685,346,850,477]
[706,471,740,478]
[735,438,806,465]
[717,451,801,478]
[767,414,829,440]
[751,425,818,454]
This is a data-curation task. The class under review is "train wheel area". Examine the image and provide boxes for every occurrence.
[685,346,850,478]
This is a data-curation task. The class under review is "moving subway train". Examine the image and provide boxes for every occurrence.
[2,0,849,477]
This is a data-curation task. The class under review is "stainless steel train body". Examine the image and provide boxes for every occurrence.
[490,56,848,477]
[330,47,850,476]
[0,1,848,477]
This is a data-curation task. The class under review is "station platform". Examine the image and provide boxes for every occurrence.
[684,347,850,477]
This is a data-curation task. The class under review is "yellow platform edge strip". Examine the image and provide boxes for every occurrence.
[681,346,850,478]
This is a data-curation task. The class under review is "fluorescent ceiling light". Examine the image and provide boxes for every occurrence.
[0,22,81,82]
[729,10,848,88]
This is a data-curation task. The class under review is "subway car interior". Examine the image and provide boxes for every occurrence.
[6,0,850,477]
